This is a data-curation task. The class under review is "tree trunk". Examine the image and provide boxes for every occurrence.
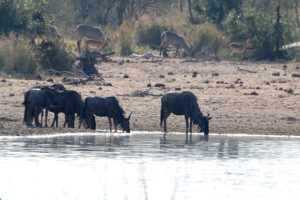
[187,0,195,24]
[295,0,300,29]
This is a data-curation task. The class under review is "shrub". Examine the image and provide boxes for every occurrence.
[37,38,75,71]
[0,35,39,78]
[136,24,168,49]
[189,23,223,56]
[223,8,297,60]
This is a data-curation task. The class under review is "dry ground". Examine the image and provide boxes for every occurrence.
[0,57,299,136]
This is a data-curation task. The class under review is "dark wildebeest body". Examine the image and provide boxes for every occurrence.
[59,90,84,128]
[23,84,66,127]
[160,91,211,135]
[23,87,64,127]
[80,96,131,132]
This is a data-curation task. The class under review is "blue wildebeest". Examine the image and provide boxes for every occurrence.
[58,90,84,128]
[23,85,65,127]
[80,96,131,132]
[160,91,211,135]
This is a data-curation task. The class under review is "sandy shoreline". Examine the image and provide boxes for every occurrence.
[0,57,299,136]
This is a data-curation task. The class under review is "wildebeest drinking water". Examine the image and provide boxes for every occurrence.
[160,91,211,135]
[80,96,131,132]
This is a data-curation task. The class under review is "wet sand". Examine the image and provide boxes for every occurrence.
[0,57,299,136]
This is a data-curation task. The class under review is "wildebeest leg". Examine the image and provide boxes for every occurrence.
[63,114,67,128]
[45,109,48,127]
[163,110,170,133]
[34,107,42,127]
[108,117,112,132]
[175,48,179,57]
[185,115,189,135]
[189,117,193,133]
[113,118,118,132]
[51,113,57,127]
[40,110,44,126]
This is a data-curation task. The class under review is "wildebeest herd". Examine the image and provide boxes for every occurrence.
[23,84,211,135]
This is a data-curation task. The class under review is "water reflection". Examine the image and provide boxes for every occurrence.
[1,133,300,200]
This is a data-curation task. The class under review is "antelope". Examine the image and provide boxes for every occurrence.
[229,39,251,62]
[84,37,111,52]
[159,31,190,57]
[75,24,106,54]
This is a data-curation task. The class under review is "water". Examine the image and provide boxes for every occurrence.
[1,132,300,200]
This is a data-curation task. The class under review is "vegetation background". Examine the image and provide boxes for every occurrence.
[1,0,300,78]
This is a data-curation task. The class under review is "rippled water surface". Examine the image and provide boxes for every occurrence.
[1,132,300,200]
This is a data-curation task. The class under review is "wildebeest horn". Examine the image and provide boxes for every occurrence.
[207,113,212,120]
[128,112,132,120]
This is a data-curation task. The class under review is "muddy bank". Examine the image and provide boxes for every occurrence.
[0,57,299,136]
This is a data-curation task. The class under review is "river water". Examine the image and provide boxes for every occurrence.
[0,132,300,200]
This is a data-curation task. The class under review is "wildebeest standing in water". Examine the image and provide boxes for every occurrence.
[23,85,65,127]
[160,91,211,135]
[80,96,131,132]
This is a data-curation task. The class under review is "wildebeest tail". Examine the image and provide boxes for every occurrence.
[160,107,164,127]
[22,91,30,124]
[81,98,88,120]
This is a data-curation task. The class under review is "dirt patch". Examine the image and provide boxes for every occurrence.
[0,57,299,136]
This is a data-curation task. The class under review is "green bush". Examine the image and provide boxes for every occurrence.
[223,8,297,60]
[37,38,75,71]
[136,24,168,49]
[0,36,40,78]
[190,23,223,56]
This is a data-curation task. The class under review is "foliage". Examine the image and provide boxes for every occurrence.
[37,38,75,71]
[0,0,50,37]
[189,23,223,56]
[136,23,168,49]
[192,0,242,28]
[0,35,40,78]
[223,8,297,60]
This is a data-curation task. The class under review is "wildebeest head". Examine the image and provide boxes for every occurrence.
[195,113,212,135]
[120,113,131,133]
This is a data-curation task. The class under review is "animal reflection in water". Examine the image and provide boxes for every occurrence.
[160,134,209,146]
[80,96,131,133]
[160,91,211,135]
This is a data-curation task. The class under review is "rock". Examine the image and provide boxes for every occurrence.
[147,83,152,87]
[119,60,125,65]
[1,79,6,82]
[9,94,15,97]
[266,82,270,85]
[272,72,280,76]
[103,83,112,86]
[154,83,165,88]
[192,72,198,77]
[285,88,294,94]
[90,91,96,93]
[282,65,287,70]
[175,87,181,91]
[292,73,300,78]
[124,74,129,78]
[212,72,219,77]
[125,59,130,63]
[168,72,174,76]
[159,75,165,78]
[244,91,259,95]
[36,75,42,80]
[46,78,54,82]
[98,87,102,90]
